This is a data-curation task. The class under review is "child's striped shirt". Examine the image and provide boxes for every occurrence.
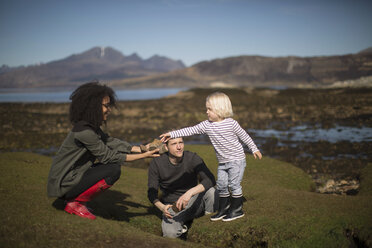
[170,118,259,163]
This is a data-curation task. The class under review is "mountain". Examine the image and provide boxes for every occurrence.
[2,46,372,89]
[358,46,372,54]
[110,49,372,89]
[0,64,24,74]
[143,55,185,72]
[0,47,186,88]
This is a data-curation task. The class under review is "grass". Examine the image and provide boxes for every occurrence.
[0,145,371,247]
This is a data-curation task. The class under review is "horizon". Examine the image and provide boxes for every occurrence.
[1,0,372,67]
[2,44,372,69]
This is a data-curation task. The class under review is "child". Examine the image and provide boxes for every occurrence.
[160,92,262,222]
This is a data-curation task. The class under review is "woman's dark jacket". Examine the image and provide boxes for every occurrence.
[47,121,132,198]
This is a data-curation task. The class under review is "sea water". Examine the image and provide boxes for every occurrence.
[248,125,372,143]
[0,88,186,102]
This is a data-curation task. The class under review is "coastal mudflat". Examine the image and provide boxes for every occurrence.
[1,87,371,194]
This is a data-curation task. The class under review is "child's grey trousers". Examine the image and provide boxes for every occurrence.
[216,158,246,197]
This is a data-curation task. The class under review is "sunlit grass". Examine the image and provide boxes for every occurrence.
[0,148,371,247]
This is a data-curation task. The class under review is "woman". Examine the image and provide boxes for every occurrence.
[47,82,159,220]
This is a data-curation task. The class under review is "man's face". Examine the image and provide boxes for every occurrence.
[102,96,111,121]
[166,138,184,159]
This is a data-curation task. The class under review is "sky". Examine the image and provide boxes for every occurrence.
[1,0,372,67]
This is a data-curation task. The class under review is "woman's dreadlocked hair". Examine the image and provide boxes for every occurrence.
[69,81,117,129]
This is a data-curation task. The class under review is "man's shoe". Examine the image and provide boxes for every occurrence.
[210,196,230,221]
[222,196,244,222]
[64,201,96,220]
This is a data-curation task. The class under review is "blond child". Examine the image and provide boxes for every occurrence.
[160,92,262,222]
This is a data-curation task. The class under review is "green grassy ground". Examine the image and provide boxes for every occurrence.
[0,145,371,247]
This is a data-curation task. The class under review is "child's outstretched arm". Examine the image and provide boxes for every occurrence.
[160,122,207,143]
[160,133,171,143]
[253,150,262,159]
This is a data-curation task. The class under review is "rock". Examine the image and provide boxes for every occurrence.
[340,180,348,185]
[316,179,360,195]
[325,179,335,189]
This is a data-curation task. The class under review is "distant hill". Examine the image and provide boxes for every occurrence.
[2,47,372,89]
[110,48,372,89]
[358,46,372,54]
[0,47,185,88]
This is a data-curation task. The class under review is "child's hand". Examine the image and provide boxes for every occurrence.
[160,133,171,143]
[253,151,262,160]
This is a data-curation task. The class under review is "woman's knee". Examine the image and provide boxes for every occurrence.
[105,163,121,185]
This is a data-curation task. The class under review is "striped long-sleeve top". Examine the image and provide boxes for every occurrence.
[169,118,259,163]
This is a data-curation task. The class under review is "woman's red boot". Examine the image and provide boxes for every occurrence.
[65,201,96,220]
[64,179,112,219]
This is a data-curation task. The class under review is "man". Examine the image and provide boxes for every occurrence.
[147,137,217,238]
[47,82,159,220]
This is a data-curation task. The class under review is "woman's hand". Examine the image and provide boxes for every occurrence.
[125,149,159,161]
[144,149,160,158]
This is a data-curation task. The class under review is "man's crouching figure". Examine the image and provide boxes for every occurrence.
[147,137,217,238]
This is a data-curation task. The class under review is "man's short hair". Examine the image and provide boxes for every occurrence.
[165,136,183,145]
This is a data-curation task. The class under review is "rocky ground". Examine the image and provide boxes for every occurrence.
[1,87,371,195]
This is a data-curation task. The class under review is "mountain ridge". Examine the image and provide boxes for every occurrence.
[1,47,372,89]
[0,47,186,88]
[109,49,372,89]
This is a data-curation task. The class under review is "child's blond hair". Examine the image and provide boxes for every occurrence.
[206,92,233,118]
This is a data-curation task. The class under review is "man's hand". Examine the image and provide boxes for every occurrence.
[176,191,192,211]
[253,151,262,159]
[154,201,173,219]
[159,133,171,143]
[162,204,173,219]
